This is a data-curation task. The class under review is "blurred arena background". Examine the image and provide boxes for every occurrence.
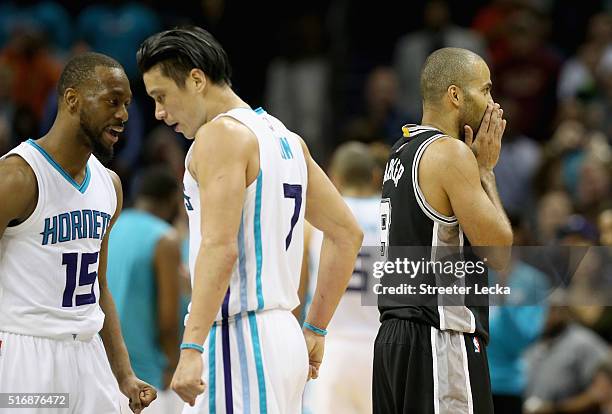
[1,0,611,413]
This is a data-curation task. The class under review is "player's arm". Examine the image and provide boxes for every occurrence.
[153,229,181,389]
[98,169,156,412]
[292,221,313,322]
[171,119,254,404]
[426,138,512,269]
[299,137,363,377]
[0,156,37,239]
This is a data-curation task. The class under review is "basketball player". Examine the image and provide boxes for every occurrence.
[304,142,381,414]
[0,52,156,413]
[107,166,184,414]
[137,27,363,413]
[374,47,513,413]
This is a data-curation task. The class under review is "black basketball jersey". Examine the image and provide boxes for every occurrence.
[379,124,489,343]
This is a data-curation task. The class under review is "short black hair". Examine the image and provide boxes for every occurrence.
[420,47,484,105]
[136,26,232,88]
[57,52,124,96]
[135,165,180,202]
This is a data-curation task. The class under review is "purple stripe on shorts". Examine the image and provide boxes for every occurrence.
[222,319,234,413]
[221,287,230,319]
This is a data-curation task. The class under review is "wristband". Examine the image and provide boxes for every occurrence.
[180,342,204,353]
[303,322,328,336]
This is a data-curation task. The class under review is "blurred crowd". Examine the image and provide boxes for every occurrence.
[1,0,611,413]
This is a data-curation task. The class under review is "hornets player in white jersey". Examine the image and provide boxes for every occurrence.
[303,142,381,414]
[137,26,363,413]
[0,53,156,413]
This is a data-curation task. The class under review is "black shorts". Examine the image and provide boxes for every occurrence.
[373,319,494,414]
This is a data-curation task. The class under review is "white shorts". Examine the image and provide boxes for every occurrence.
[183,309,309,414]
[307,335,375,414]
[0,331,122,414]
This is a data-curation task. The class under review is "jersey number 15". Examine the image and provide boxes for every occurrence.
[61,252,99,307]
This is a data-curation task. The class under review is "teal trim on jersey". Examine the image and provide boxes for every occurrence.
[279,137,293,160]
[209,324,217,414]
[248,311,267,413]
[254,107,264,114]
[237,214,248,312]
[235,313,252,414]
[254,171,264,310]
[27,139,91,193]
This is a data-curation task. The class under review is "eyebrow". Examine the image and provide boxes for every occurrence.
[106,88,132,98]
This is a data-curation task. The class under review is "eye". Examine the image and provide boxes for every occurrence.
[108,99,118,106]
[156,95,164,104]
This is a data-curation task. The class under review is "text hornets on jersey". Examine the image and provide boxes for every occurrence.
[40,209,112,245]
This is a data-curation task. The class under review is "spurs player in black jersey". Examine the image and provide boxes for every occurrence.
[374,48,512,414]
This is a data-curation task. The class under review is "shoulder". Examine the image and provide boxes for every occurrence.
[105,168,122,194]
[196,116,258,148]
[0,155,37,198]
[155,227,181,256]
[420,136,479,178]
[192,116,258,162]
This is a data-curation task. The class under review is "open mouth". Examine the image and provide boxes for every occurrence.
[104,125,124,143]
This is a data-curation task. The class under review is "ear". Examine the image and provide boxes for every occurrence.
[64,88,79,113]
[447,85,461,109]
[189,68,207,92]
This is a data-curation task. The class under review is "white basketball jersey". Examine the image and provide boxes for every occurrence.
[308,196,381,339]
[0,140,116,338]
[183,107,308,321]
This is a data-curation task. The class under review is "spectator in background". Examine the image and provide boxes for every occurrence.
[471,0,524,65]
[393,0,486,119]
[368,141,390,189]
[599,209,612,246]
[493,97,541,217]
[492,8,561,141]
[107,166,184,414]
[0,1,72,53]
[0,62,15,154]
[590,355,612,414]
[557,13,612,102]
[488,215,549,414]
[76,1,160,81]
[524,295,609,414]
[0,28,61,124]
[536,191,574,244]
[265,12,330,162]
[342,66,407,146]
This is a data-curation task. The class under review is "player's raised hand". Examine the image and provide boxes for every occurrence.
[464,101,506,171]
[171,349,206,406]
[303,328,325,380]
[118,375,157,413]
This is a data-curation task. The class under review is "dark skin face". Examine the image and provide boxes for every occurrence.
[69,66,132,163]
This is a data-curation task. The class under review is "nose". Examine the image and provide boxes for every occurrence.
[155,102,166,120]
[116,104,129,123]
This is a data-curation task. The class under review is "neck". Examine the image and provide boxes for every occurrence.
[134,199,169,221]
[204,85,250,124]
[36,113,92,179]
[421,106,460,139]
[341,187,377,197]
